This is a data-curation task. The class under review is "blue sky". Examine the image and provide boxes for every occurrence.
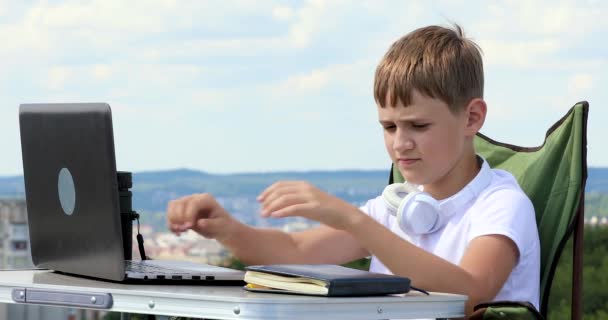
[0,0,606,175]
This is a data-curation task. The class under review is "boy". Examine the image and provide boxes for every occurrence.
[167,25,540,316]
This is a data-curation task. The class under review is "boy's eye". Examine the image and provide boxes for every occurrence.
[412,123,429,129]
[383,125,396,131]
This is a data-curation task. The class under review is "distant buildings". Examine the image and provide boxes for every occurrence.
[586,215,608,226]
[281,218,317,233]
[132,227,237,265]
[0,199,33,268]
[0,199,77,320]
[131,218,318,265]
[0,198,319,270]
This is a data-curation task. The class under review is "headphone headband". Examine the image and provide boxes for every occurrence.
[438,157,492,216]
[383,156,493,235]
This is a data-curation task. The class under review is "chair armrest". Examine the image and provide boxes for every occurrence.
[470,301,544,320]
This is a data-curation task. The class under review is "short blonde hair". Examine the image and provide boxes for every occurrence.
[374,24,483,113]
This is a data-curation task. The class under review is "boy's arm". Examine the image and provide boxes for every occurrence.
[222,224,369,266]
[259,181,519,317]
[167,193,369,266]
[348,211,517,316]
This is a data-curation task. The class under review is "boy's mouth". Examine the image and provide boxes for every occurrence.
[398,158,420,166]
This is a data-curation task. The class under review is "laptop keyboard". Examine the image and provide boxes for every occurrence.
[125,260,202,280]
[125,260,181,274]
[124,259,244,281]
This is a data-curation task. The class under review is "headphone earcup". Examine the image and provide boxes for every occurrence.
[383,183,444,234]
[396,191,442,235]
[382,183,409,215]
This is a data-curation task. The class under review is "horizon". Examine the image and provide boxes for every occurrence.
[0,1,606,176]
[2,165,608,179]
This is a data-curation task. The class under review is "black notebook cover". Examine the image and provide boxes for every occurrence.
[245,264,411,297]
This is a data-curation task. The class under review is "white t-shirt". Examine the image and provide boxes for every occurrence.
[360,159,540,309]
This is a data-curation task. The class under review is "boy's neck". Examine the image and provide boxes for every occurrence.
[423,153,482,200]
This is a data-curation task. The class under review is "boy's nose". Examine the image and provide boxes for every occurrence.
[393,134,415,152]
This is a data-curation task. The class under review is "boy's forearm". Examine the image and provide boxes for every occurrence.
[218,221,303,265]
[345,210,479,311]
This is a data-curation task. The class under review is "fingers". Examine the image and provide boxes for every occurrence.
[260,186,303,214]
[167,197,187,232]
[257,181,306,202]
[195,216,226,239]
[261,193,304,217]
[258,181,319,217]
[269,202,316,218]
[167,193,217,234]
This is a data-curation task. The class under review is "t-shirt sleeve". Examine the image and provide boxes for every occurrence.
[468,188,537,258]
[359,200,371,215]
[359,195,389,226]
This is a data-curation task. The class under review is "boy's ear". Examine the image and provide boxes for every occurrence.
[464,98,487,136]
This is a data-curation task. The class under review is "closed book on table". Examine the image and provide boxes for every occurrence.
[244,264,411,297]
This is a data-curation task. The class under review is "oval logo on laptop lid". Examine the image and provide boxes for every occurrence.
[58,167,76,215]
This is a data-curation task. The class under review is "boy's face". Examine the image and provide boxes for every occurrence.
[378,90,474,188]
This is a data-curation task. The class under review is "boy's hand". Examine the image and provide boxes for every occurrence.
[257,181,363,230]
[167,193,237,241]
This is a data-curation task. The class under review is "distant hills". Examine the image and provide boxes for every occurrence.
[0,168,391,230]
[2,167,608,218]
[128,168,389,213]
[0,168,388,212]
[585,168,608,193]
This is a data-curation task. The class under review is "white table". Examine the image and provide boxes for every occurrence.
[0,270,466,319]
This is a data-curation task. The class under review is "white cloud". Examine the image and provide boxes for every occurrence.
[189,90,234,112]
[469,0,608,72]
[283,0,424,50]
[0,0,286,62]
[92,65,113,81]
[1,0,608,174]
[139,37,287,60]
[568,74,594,94]
[110,101,184,121]
[538,73,597,112]
[473,0,608,37]
[267,59,375,99]
[272,6,294,21]
[536,73,597,115]
[276,69,330,93]
[38,63,206,93]
[285,0,328,48]
[536,3,571,34]
[0,20,50,56]
[479,39,562,67]
[47,67,71,90]
[23,0,277,34]
[0,0,424,68]
[531,0,606,35]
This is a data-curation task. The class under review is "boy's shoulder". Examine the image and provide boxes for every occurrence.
[466,167,540,253]
[479,168,531,202]
[470,167,536,222]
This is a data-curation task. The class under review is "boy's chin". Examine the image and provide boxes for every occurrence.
[398,172,424,185]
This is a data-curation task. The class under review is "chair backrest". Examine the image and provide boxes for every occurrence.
[389,102,588,318]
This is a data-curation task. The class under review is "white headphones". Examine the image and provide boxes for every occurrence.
[382,157,493,235]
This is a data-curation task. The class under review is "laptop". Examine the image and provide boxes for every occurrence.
[19,102,244,283]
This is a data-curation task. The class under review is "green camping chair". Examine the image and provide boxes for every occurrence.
[389,101,588,320]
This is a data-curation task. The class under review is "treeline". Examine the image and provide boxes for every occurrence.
[548,226,608,319]
[585,192,608,217]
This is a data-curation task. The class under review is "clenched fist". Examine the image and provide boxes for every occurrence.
[167,193,239,241]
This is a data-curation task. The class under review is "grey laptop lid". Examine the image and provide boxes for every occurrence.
[19,103,126,281]
[19,103,244,283]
